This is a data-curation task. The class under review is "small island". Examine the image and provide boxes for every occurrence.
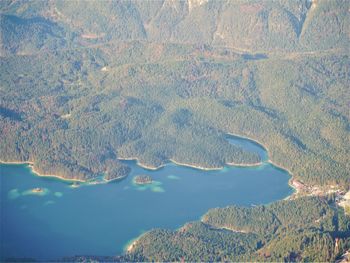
[31,187,44,193]
[23,187,49,196]
[70,182,80,188]
[133,175,153,185]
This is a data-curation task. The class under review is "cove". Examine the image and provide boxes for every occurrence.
[0,136,293,261]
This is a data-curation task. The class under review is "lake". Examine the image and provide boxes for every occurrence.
[0,136,293,261]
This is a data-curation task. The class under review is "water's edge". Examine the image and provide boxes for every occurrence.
[0,133,297,197]
[0,133,296,259]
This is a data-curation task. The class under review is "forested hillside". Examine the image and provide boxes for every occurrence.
[126,196,350,262]
[0,1,349,260]
[1,42,348,187]
[1,0,349,187]
[1,0,349,55]
[60,196,350,262]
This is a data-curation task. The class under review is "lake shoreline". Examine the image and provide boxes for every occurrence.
[124,232,148,253]
[0,160,85,183]
[117,157,264,172]
[117,131,299,199]
[1,133,299,197]
[2,158,264,185]
[226,132,268,157]
[225,132,299,198]
[0,160,34,165]
[118,156,225,171]
[266,159,299,198]
[1,135,296,259]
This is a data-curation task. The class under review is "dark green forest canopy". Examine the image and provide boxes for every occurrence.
[0,0,349,187]
[126,196,350,262]
[0,0,349,262]
[1,41,349,187]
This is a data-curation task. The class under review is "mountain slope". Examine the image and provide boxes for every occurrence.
[1,0,348,55]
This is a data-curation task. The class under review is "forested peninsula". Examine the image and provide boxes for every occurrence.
[1,0,349,190]
[1,0,349,261]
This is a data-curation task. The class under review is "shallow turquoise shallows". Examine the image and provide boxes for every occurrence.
[0,136,293,260]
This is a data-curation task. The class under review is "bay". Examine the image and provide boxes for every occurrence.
[0,136,293,260]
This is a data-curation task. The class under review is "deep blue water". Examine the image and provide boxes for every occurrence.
[0,136,293,261]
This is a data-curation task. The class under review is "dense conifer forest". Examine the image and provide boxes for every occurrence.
[1,0,349,261]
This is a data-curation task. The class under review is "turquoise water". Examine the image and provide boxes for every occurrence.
[0,136,293,260]
[226,135,268,162]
